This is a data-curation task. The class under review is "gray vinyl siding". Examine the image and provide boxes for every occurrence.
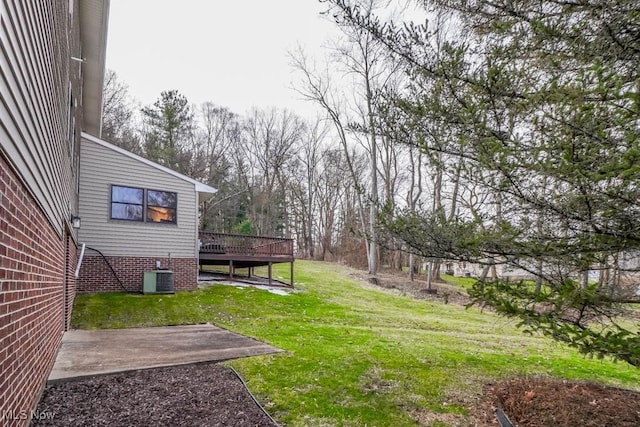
[0,1,82,237]
[78,137,198,258]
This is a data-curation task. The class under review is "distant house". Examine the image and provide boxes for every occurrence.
[444,260,533,281]
[0,0,109,423]
[77,134,216,292]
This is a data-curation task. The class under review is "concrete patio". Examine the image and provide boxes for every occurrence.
[49,323,281,381]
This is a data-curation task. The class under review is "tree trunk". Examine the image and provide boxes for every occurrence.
[409,253,415,281]
[365,69,378,276]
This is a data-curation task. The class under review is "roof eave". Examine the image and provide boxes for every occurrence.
[81,132,218,196]
[79,0,110,137]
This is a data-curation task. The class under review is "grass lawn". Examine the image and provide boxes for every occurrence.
[72,260,640,426]
[440,273,477,290]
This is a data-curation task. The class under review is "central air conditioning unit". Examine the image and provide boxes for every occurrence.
[143,270,175,294]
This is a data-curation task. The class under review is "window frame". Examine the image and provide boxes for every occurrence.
[110,184,144,222]
[145,188,178,224]
[109,184,178,225]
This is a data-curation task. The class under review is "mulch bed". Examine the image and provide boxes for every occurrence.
[34,363,277,427]
[474,377,640,426]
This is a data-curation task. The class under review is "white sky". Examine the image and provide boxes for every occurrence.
[106,0,339,118]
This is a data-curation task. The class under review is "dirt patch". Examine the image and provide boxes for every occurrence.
[35,363,277,427]
[360,367,400,395]
[351,269,472,306]
[407,407,468,426]
[472,377,640,426]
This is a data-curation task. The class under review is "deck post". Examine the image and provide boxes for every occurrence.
[268,262,272,286]
[229,260,234,280]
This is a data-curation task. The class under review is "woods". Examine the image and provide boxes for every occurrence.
[327,0,640,365]
[102,74,376,266]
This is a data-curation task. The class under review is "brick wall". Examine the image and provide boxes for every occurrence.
[0,155,68,426]
[78,255,197,293]
[64,235,78,331]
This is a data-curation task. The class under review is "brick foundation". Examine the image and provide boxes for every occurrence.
[0,155,70,425]
[78,255,197,293]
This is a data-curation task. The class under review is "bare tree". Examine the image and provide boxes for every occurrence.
[101,69,141,153]
[291,48,371,265]
[200,103,239,185]
[289,117,330,258]
[406,145,424,280]
[330,0,388,275]
[239,108,305,236]
[198,103,244,232]
[293,0,402,275]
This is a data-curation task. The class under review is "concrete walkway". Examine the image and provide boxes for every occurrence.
[49,324,281,381]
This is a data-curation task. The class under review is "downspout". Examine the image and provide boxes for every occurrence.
[74,242,86,278]
[196,191,204,277]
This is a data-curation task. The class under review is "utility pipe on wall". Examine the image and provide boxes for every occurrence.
[74,242,86,278]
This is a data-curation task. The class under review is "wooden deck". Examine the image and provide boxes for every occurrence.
[199,232,294,286]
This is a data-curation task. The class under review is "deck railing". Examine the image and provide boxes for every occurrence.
[199,232,294,257]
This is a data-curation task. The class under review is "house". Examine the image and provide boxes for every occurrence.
[443,260,533,280]
[0,1,294,422]
[0,0,110,423]
[75,134,296,293]
[77,133,216,292]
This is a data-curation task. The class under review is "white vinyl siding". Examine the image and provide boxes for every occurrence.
[0,0,82,236]
[78,136,198,258]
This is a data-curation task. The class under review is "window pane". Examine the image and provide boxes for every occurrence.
[112,186,143,204]
[111,203,143,221]
[147,206,176,223]
[147,190,177,208]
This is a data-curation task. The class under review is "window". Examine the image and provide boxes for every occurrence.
[111,185,143,221]
[147,190,177,223]
[110,185,177,224]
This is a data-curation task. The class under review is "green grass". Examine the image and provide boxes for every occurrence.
[440,274,477,290]
[72,260,640,426]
